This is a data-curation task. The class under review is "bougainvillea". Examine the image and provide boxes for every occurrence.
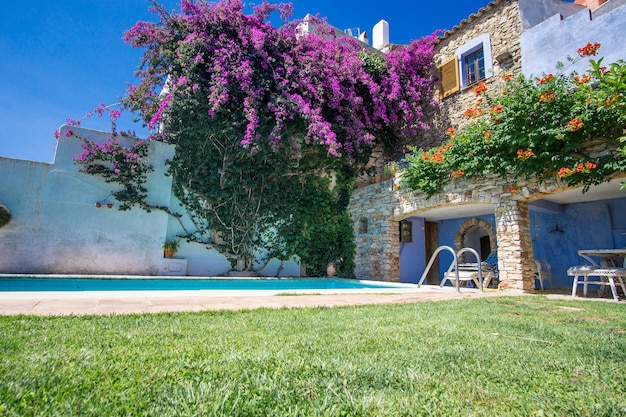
[403,43,626,198]
[73,0,437,274]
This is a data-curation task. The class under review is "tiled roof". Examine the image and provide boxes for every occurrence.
[437,0,504,42]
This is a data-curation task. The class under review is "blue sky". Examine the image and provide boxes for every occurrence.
[1,0,495,162]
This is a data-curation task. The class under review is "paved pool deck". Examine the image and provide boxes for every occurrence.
[0,285,534,316]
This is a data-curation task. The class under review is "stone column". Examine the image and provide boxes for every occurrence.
[350,181,400,282]
[353,215,401,281]
[494,199,534,291]
[383,220,400,282]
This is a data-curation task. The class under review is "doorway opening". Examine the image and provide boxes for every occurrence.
[454,218,496,262]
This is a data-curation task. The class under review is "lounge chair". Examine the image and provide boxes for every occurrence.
[441,261,495,290]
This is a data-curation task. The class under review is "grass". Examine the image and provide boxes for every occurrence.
[0,296,625,416]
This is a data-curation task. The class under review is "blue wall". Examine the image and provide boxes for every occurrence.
[521,2,626,78]
[530,197,626,288]
[399,216,426,283]
[397,197,626,289]
[436,214,496,280]
[429,197,626,289]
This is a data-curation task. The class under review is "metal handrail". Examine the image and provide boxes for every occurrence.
[418,245,459,292]
[417,245,485,293]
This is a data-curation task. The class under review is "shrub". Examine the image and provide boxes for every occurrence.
[403,43,626,197]
[0,204,10,228]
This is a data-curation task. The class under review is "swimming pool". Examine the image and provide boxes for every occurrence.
[0,277,405,293]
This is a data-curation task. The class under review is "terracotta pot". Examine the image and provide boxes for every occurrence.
[326,263,336,277]
[95,202,102,208]
[107,203,113,209]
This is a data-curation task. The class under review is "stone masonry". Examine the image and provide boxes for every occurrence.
[359,0,523,180]
[350,167,626,289]
[432,0,523,137]
[351,172,550,289]
[348,0,625,292]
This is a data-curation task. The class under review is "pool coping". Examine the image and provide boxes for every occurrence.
[1,274,614,316]
[0,281,520,316]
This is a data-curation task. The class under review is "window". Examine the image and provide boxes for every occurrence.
[399,220,413,243]
[464,48,485,86]
[438,34,493,98]
[456,33,493,90]
[358,218,368,234]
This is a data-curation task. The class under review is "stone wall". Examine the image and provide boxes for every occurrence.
[350,166,626,289]
[348,0,626,291]
[351,181,400,281]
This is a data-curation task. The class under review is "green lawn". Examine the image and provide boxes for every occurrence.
[1,297,625,416]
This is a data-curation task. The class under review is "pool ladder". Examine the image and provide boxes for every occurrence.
[417,245,485,293]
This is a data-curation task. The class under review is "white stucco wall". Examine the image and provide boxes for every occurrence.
[520,0,626,77]
[518,0,584,30]
[0,125,300,276]
[0,126,175,275]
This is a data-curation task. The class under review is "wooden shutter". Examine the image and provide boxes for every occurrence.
[439,57,460,98]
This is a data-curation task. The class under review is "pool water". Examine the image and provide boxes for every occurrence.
[0,277,401,292]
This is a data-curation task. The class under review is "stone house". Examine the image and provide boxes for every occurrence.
[1,0,623,285]
[349,0,626,291]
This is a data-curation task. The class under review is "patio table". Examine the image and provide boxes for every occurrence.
[577,249,626,267]
[568,249,626,301]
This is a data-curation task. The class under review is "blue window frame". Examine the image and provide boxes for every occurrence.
[464,48,485,86]
[456,33,493,89]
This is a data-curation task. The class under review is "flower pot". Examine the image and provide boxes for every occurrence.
[164,249,175,258]
[107,203,113,209]
[95,202,102,208]
[326,263,336,277]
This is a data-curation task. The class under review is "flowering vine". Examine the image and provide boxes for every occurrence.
[403,43,626,198]
[74,137,154,210]
[68,0,437,274]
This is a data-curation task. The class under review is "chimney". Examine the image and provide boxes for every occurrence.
[372,20,389,50]
[358,31,369,45]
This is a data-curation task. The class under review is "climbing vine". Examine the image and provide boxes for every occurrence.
[75,135,154,211]
[403,43,626,198]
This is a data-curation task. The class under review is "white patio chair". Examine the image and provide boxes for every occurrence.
[532,259,552,291]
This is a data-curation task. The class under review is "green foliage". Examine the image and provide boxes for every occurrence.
[75,137,155,211]
[0,204,10,228]
[268,168,357,277]
[359,50,388,79]
[403,50,626,197]
[162,239,180,257]
[1,297,626,416]
[74,1,437,274]
[165,103,359,272]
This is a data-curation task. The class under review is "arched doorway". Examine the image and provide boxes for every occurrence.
[454,218,496,262]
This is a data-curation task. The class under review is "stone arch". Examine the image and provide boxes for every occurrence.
[453,218,496,261]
